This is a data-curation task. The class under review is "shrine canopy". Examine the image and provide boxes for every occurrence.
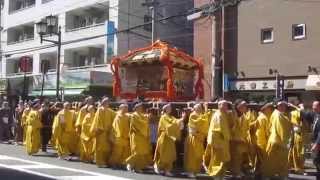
[111,40,204,101]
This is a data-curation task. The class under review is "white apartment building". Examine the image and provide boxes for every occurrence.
[0,0,193,99]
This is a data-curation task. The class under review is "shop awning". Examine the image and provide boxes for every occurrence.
[30,88,84,97]
[305,75,320,91]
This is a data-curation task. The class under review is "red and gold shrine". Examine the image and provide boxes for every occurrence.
[111,41,204,101]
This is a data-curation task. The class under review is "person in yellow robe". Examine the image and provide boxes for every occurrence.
[50,102,63,150]
[91,98,115,168]
[109,104,130,168]
[126,102,153,172]
[21,103,31,146]
[55,102,77,159]
[80,105,95,162]
[202,105,217,171]
[25,100,42,155]
[265,101,293,179]
[229,100,251,178]
[184,103,210,178]
[75,97,93,157]
[153,104,185,176]
[288,103,308,174]
[254,102,274,178]
[75,97,93,133]
[206,100,231,179]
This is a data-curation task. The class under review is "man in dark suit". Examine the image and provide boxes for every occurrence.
[0,101,13,143]
[310,101,320,179]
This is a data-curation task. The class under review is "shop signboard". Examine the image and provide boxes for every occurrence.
[230,79,306,91]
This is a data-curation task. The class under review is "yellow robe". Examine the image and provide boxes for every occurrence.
[230,112,251,175]
[75,106,88,156]
[265,110,292,177]
[55,109,77,157]
[154,114,181,171]
[109,112,130,167]
[21,108,30,146]
[245,110,258,169]
[184,111,210,174]
[203,110,217,168]
[126,112,152,171]
[51,114,60,150]
[80,112,95,162]
[255,111,271,176]
[25,110,42,155]
[75,106,88,130]
[288,110,307,173]
[206,110,231,177]
[91,107,115,167]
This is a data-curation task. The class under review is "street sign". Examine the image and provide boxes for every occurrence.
[187,11,203,21]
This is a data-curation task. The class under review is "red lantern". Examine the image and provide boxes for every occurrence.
[19,56,31,73]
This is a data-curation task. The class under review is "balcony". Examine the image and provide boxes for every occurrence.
[64,45,105,69]
[6,57,33,77]
[7,23,34,45]
[9,0,35,14]
[65,2,109,32]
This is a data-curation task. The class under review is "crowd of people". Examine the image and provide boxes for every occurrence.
[1,96,320,180]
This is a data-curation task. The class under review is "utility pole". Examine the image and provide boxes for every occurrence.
[142,0,159,43]
[187,0,241,99]
[0,0,3,79]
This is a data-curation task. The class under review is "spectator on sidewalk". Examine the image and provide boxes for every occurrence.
[309,101,320,179]
[40,102,53,152]
[0,102,13,143]
[14,100,25,145]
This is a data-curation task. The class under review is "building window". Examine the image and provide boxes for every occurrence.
[65,5,108,31]
[7,23,35,45]
[292,24,306,40]
[9,0,35,13]
[261,28,274,44]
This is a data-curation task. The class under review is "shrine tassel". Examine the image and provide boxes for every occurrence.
[195,59,205,99]
[111,58,121,97]
[160,46,175,100]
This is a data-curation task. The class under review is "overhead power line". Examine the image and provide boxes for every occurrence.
[2,11,190,57]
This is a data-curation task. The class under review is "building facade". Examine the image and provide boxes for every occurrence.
[194,0,320,103]
[0,0,193,100]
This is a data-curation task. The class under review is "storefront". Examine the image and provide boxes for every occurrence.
[228,77,318,104]
[29,70,113,100]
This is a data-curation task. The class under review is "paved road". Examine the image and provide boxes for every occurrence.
[0,143,317,180]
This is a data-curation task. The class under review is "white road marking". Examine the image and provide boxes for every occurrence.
[59,176,133,180]
[0,155,132,180]
[10,165,55,169]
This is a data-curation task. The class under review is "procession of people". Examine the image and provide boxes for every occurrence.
[2,96,320,179]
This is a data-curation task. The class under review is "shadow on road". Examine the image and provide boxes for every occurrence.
[0,167,55,180]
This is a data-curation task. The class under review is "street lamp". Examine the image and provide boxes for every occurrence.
[36,15,62,100]
[36,21,47,37]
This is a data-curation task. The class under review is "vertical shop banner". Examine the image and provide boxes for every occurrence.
[224,73,230,92]
[105,21,116,62]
